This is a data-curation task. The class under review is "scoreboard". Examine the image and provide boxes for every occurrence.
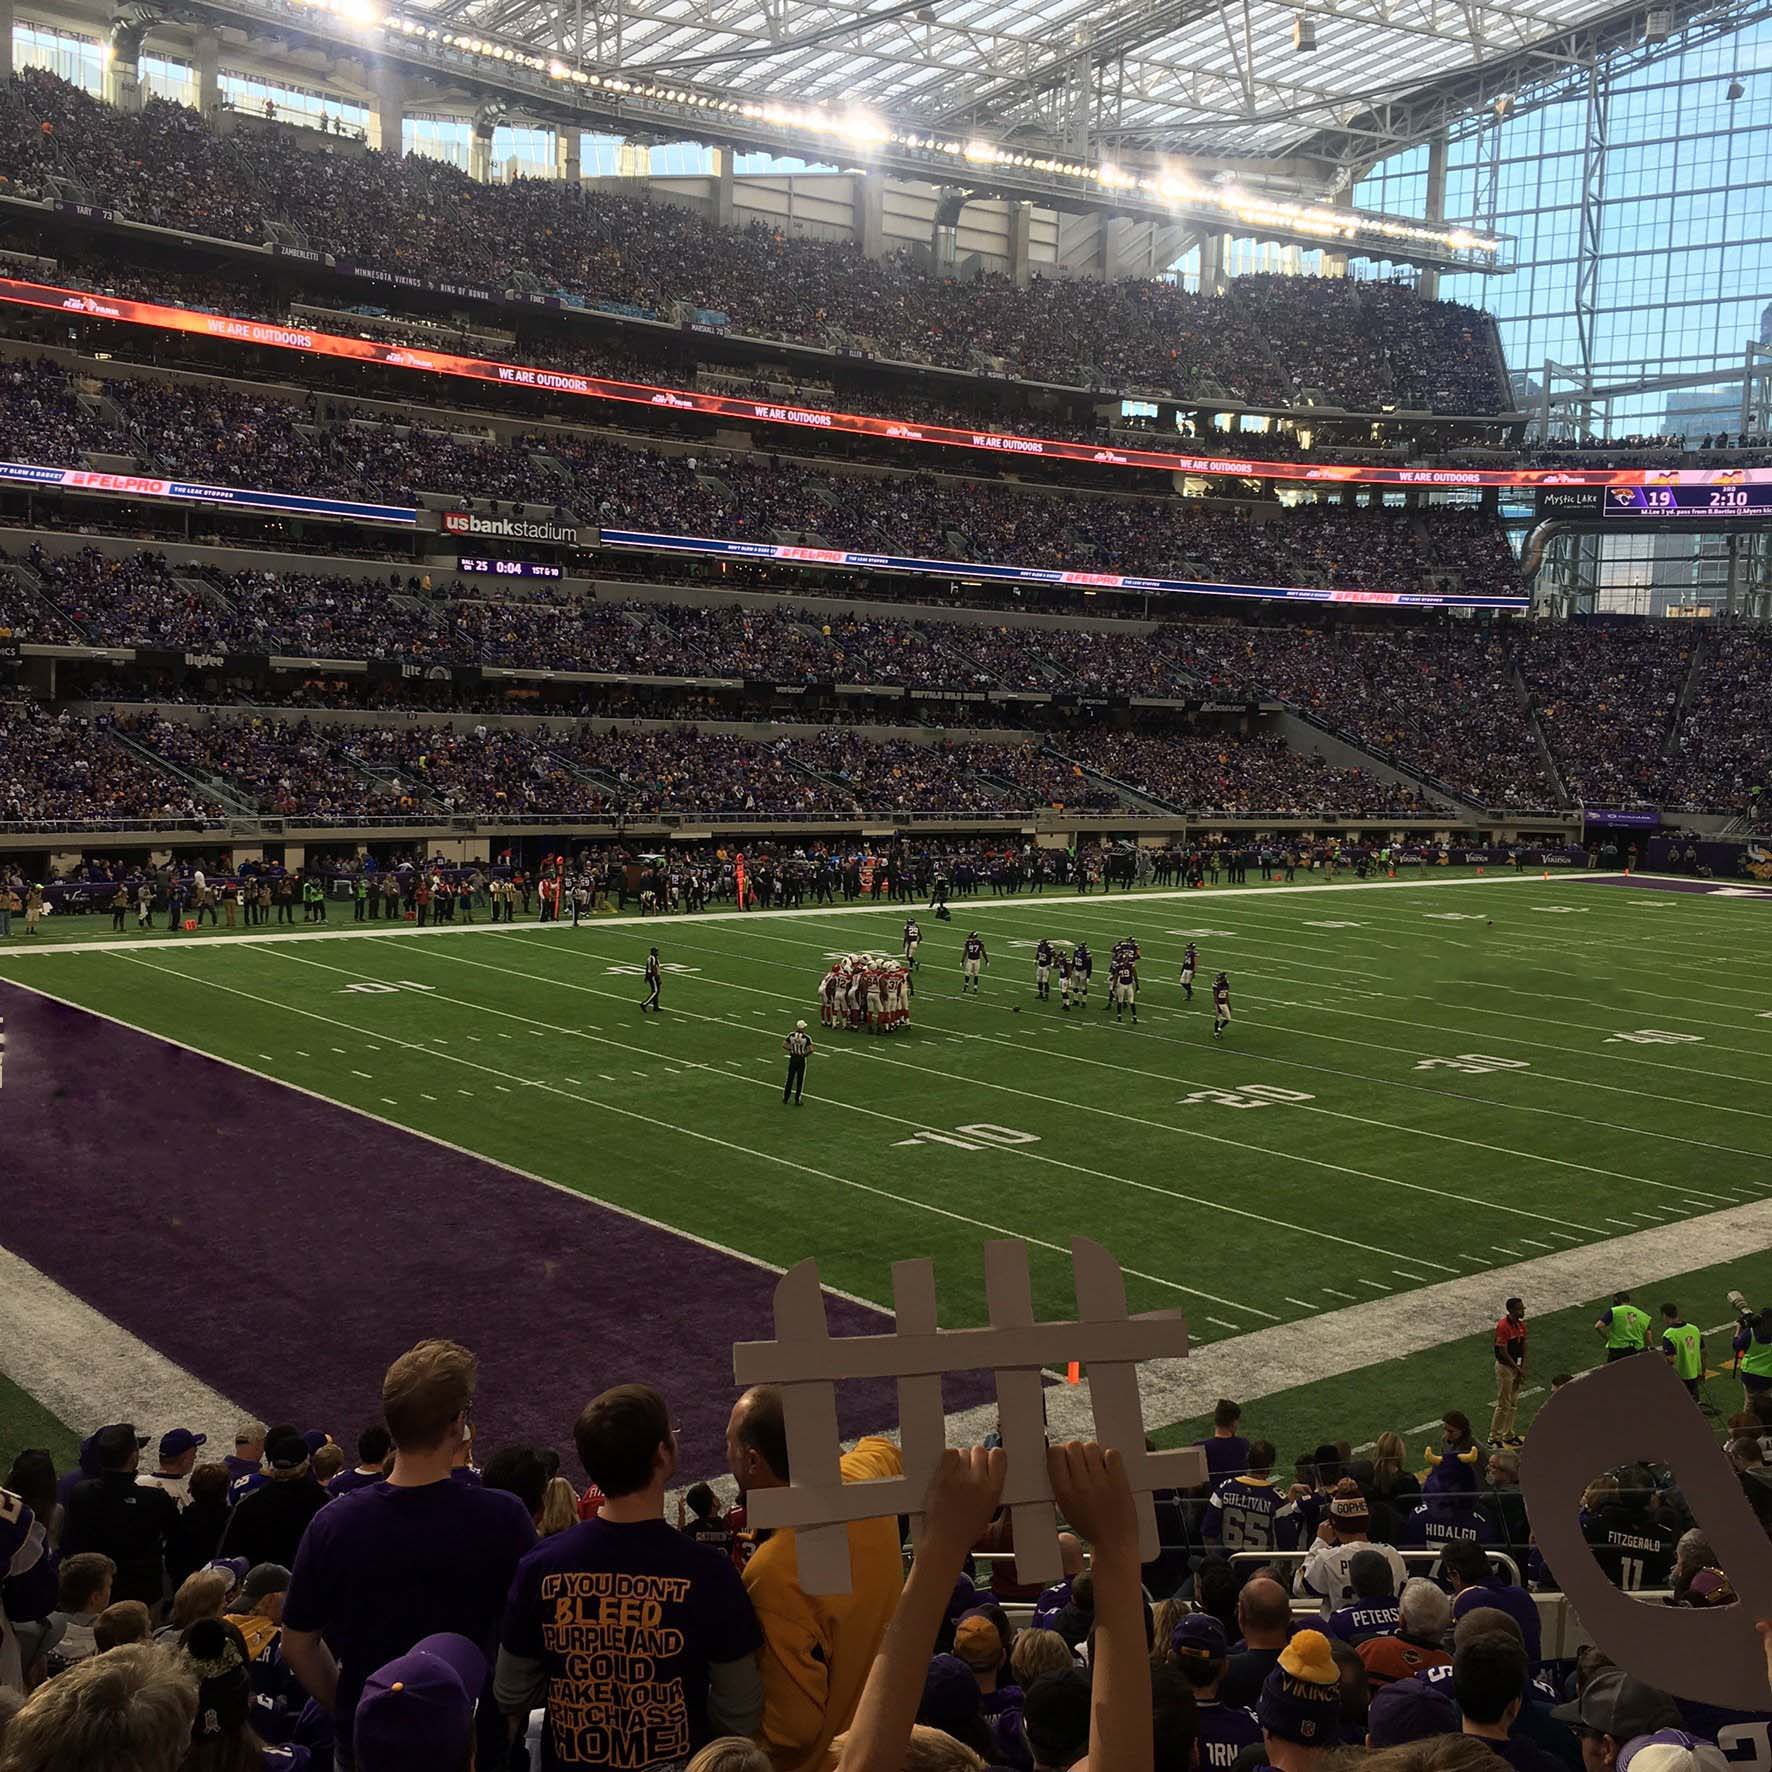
[1537,481,1772,520]
[1603,484,1772,518]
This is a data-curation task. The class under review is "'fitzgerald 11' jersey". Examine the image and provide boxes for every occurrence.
[964,937,987,962]
[1202,1475,1300,1551]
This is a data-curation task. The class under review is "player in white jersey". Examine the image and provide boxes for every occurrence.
[865,969,885,1033]
[819,967,842,1026]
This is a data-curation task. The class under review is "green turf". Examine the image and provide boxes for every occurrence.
[0,1370,82,1471]
[1150,1248,1772,1459]
[4,872,1771,1420]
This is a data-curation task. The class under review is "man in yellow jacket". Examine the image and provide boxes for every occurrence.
[725,1386,905,1772]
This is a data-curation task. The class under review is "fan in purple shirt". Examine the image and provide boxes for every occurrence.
[1195,1401,1251,1484]
[1325,1550,1400,1646]
[1171,1614,1264,1771]
[279,1341,535,1772]
[1441,1541,1541,1668]
[326,1427,394,1501]
[495,1383,762,1771]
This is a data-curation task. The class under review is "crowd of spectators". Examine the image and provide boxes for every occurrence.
[0,361,1521,599]
[0,701,224,827]
[0,69,1510,411]
[1186,624,1561,809]
[1516,626,1692,809]
[3,1307,1771,1772]
[1670,626,1772,813]
[2,702,1491,825]
[1053,729,1429,816]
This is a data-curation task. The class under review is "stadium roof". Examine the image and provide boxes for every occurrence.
[391,0,1696,161]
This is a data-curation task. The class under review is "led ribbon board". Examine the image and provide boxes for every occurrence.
[6,276,1769,492]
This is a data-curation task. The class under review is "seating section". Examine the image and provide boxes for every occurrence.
[0,365,1520,600]
[0,70,1508,411]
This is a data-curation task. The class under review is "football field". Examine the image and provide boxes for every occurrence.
[4,867,1772,1480]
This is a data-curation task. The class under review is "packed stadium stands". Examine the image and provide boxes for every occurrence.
[0,70,1510,412]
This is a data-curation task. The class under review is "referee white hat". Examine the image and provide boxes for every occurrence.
[795,1020,807,1030]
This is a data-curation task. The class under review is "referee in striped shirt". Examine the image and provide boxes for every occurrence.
[783,1020,812,1105]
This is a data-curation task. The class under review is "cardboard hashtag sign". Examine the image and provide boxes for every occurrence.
[732,1236,1205,1594]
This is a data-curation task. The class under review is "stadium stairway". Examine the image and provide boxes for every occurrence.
[1662,628,1710,761]
[107,726,260,818]
[1039,746,1177,815]
[1272,709,1477,814]
[1512,657,1572,807]
[0,560,84,645]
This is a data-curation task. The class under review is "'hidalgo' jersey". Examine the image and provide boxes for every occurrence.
[964,937,987,962]
[1201,1475,1299,1551]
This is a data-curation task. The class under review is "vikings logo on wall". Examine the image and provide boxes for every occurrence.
[1747,842,1772,882]
[818,954,912,1034]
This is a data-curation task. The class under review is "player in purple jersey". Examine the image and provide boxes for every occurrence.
[962,932,988,993]
[1072,941,1092,1003]
[1180,943,1199,1001]
[1112,960,1138,1023]
[1212,972,1232,1039]
[1035,938,1054,1000]
[1056,949,1074,1011]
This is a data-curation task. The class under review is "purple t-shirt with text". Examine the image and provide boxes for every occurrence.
[501,1516,762,1772]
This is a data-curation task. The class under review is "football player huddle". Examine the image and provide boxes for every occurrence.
[819,953,912,1034]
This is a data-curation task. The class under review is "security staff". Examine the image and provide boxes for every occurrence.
[1595,1290,1651,1360]
[783,1020,812,1105]
[1659,1304,1703,1399]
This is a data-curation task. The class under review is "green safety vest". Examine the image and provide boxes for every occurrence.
[1606,1303,1650,1349]
[1664,1321,1702,1381]
[1741,1333,1772,1380]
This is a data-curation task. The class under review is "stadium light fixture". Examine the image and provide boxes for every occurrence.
[1728,77,1746,100]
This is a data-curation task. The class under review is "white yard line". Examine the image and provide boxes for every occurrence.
[0,1239,246,1446]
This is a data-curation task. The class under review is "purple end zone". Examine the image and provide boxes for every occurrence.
[0,980,992,1476]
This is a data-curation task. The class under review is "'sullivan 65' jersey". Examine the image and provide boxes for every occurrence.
[1202,1475,1300,1551]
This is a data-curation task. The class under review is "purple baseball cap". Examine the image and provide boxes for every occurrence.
[1172,1614,1230,1660]
[159,1429,207,1460]
[355,1633,487,1772]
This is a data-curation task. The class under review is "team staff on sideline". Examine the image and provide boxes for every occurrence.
[1596,1292,1652,1359]
[1660,1304,1703,1397]
[1491,1298,1528,1446]
[783,1022,812,1106]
